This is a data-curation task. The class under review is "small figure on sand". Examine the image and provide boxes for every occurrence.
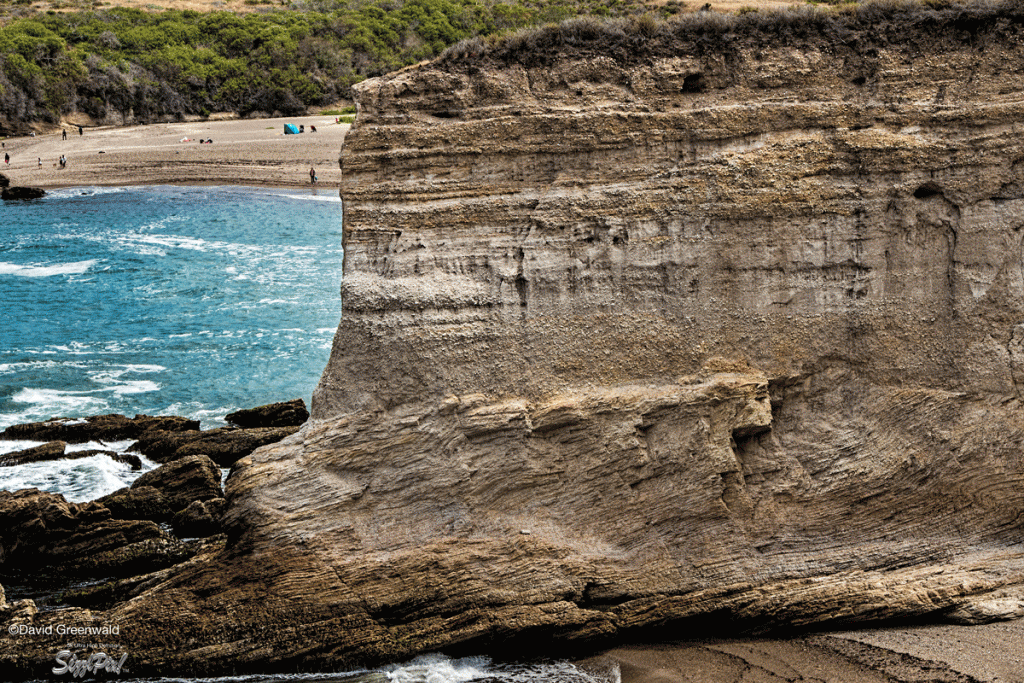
[78,125,83,136]
[62,129,67,140]
[37,157,41,167]
[310,125,317,133]
[4,153,8,165]
[309,166,317,184]
[59,155,66,168]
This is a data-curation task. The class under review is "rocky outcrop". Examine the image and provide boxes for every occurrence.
[171,498,226,538]
[0,441,67,466]
[126,454,222,513]
[0,441,142,469]
[97,486,170,522]
[0,489,190,586]
[5,3,1024,679]
[225,398,309,428]
[0,187,45,200]
[0,414,198,443]
[129,425,301,465]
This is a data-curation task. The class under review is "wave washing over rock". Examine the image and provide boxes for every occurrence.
[5,2,1024,679]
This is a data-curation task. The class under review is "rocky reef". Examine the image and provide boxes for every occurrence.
[5,2,1024,679]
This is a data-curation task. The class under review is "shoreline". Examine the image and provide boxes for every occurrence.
[1,115,347,191]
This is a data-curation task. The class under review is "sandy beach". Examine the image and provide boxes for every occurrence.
[1,115,347,191]
[579,618,1024,682]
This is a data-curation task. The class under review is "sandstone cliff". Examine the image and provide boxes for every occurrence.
[5,3,1024,678]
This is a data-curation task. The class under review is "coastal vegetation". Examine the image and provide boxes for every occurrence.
[0,0,673,129]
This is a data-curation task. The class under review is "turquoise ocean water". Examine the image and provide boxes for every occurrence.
[1,186,607,683]
[0,185,344,503]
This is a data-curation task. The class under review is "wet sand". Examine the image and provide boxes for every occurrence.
[1,115,347,190]
[582,618,1024,682]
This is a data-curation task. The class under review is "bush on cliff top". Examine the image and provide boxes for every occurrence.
[439,0,1024,67]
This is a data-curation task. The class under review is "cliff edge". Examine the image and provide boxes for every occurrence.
[5,2,1024,678]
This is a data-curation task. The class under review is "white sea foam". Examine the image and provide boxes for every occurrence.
[45,186,128,200]
[0,451,155,503]
[110,380,161,395]
[0,360,89,375]
[0,259,97,277]
[383,655,491,683]
[89,365,166,394]
[10,387,109,417]
[379,655,609,683]
[273,190,343,203]
[66,439,136,453]
[163,402,236,429]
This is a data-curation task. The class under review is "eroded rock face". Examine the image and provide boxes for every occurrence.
[5,5,1024,679]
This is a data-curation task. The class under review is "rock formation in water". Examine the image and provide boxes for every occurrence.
[5,3,1024,679]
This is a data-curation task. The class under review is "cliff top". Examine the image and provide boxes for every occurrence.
[437,0,1024,68]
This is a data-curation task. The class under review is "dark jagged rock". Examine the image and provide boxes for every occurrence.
[97,486,170,523]
[129,455,221,513]
[127,430,198,462]
[225,398,309,428]
[0,173,9,188]
[0,187,44,200]
[0,441,67,466]
[0,489,186,584]
[0,414,199,444]
[171,498,226,538]
[130,425,300,466]
[50,535,227,611]
[0,442,142,470]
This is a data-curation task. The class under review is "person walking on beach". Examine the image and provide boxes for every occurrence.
[78,125,83,136]
[4,153,8,165]
[309,166,316,184]
[62,128,67,140]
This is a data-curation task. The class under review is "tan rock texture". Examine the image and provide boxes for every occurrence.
[6,3,1024,679]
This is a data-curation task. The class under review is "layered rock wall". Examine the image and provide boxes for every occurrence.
[308,0,1024,637]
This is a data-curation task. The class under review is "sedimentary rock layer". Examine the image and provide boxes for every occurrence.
[5,4,1024,679]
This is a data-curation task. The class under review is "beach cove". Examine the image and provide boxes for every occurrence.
[1,114,348,190]
[6,6,1024,676]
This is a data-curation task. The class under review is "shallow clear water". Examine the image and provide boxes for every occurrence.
[0,185,344,499]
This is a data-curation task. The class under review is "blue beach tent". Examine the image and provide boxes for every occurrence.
[283,123,300,134]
